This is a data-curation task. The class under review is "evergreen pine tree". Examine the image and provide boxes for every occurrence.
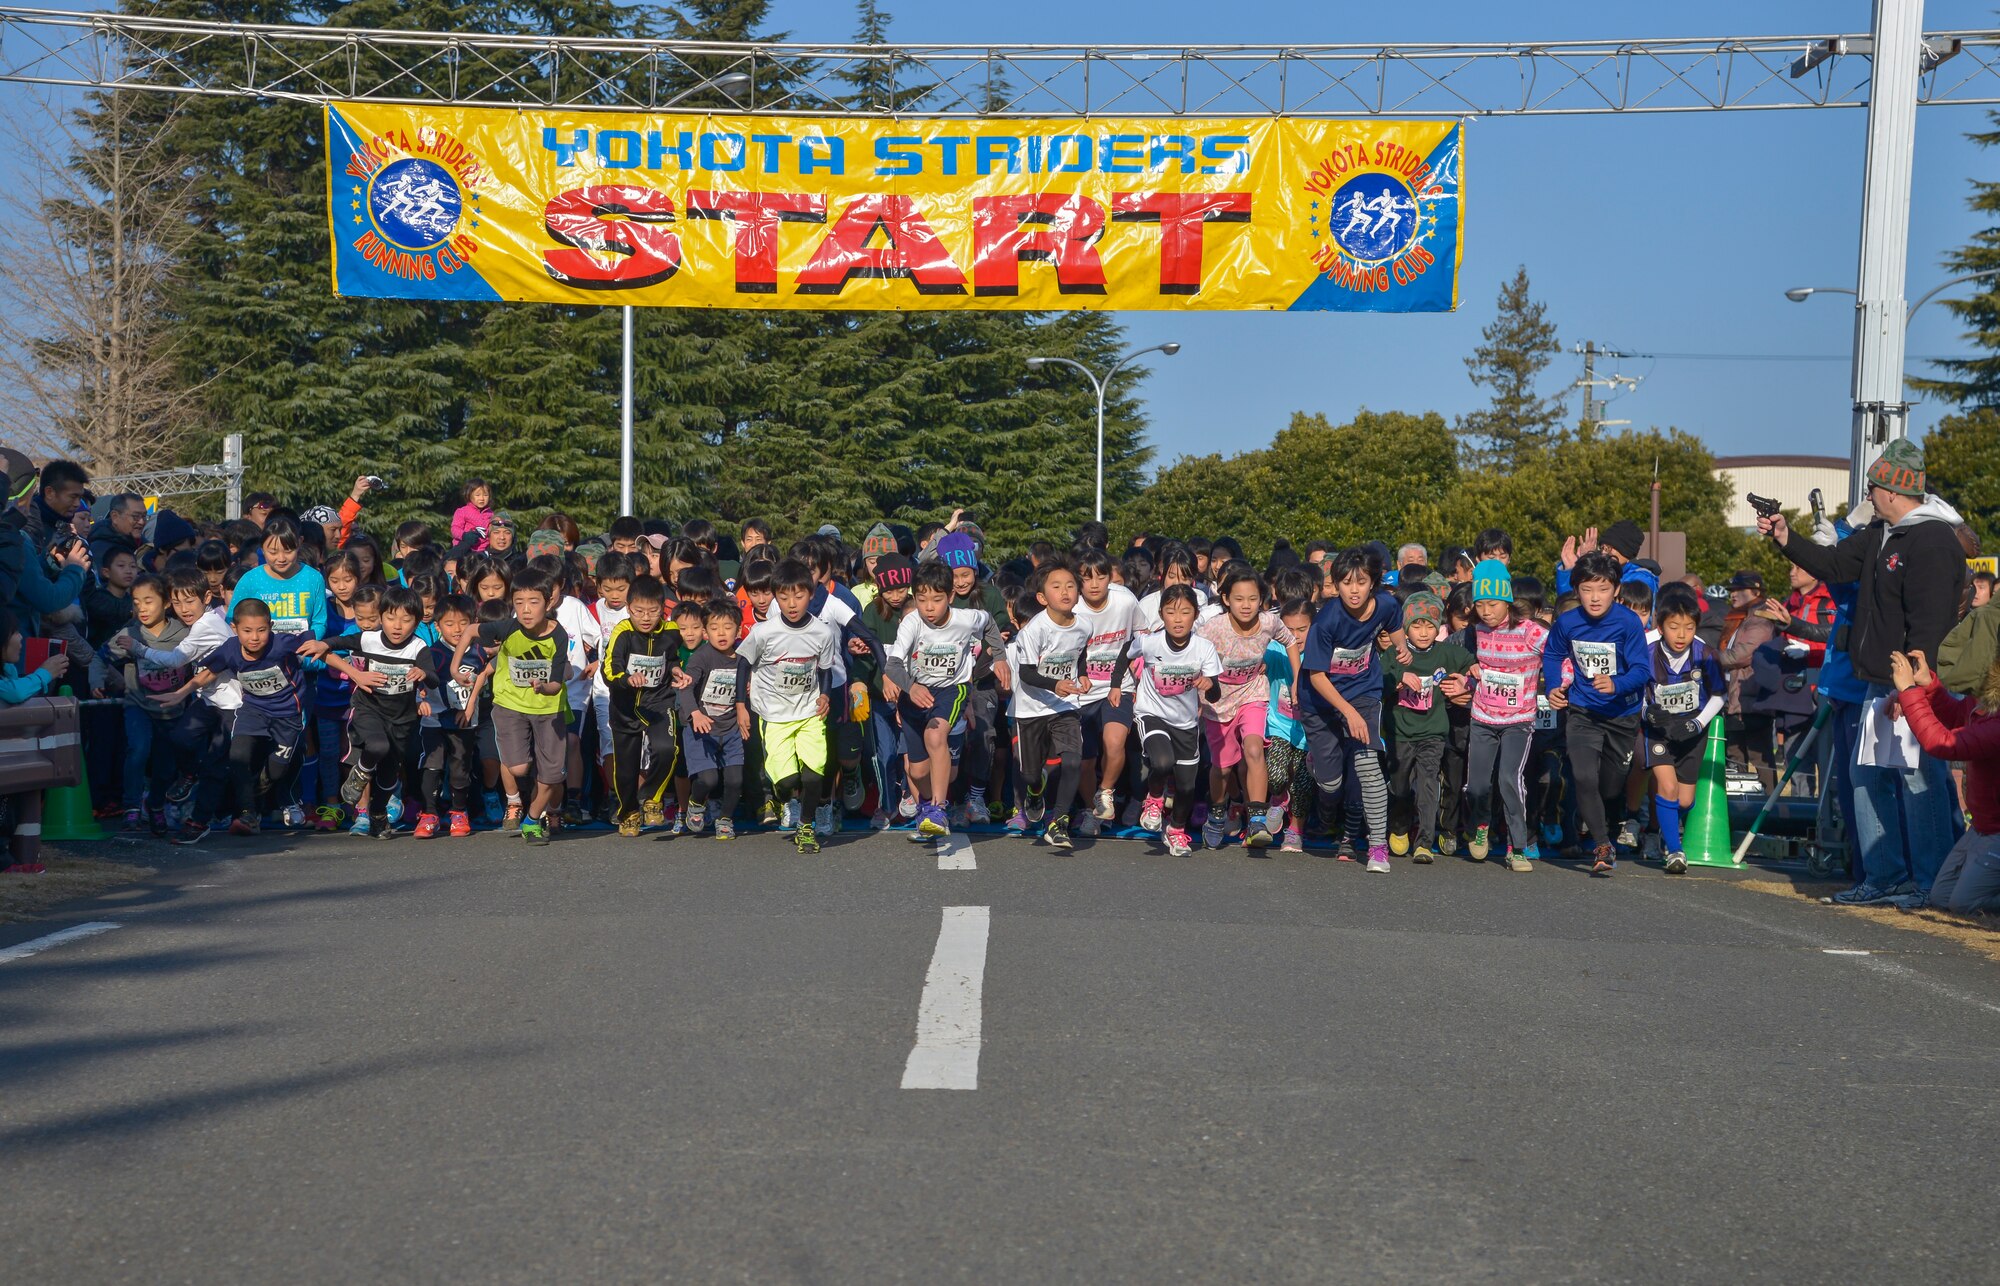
[1908,110,2000,406]
[1454,266,1568,472]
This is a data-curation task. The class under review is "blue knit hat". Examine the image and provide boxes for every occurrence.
[936,531,978,570]
[1471,558,1512,604]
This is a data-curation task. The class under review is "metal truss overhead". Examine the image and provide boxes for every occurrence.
[3,8,2000,116]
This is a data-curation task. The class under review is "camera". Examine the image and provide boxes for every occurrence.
[1746,493,1782,520]
[364,475,387,492]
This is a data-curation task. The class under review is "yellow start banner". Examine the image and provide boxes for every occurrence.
[327,104,1464,312]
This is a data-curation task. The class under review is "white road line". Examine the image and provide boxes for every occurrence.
[935,831,977,870]
[901,905,990,1090]
[0,921,120,964]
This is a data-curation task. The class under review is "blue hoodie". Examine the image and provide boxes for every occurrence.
[1542,602,1652,718]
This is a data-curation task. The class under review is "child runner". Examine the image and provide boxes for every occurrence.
[738,558,842,855]
[313,585,435,839]
[677,599,751,840]
[1008,560,1092,849]
[602,573,681,836]
[1383,590,1476,864]
[1074,548,1142,835]
[1196,564,1300,851]
[478,567,572,847]
[882,561,1004,844]
[194,599,314,836]
[1263,597,1316,852]
[1299,547,1404,873]
[1544,551,1653,876]
[1642,583,1725,875]
[1110,584,1223,857]
[1463,560,1549,872]
[420,593,488,838]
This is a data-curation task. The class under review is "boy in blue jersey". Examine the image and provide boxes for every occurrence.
[1642,584,1726,874]
[193,599,315,836]
[1544,551,1653,875]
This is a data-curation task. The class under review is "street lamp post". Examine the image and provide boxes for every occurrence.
[619,71,751,516]
[1026,343,1181,522]
[1785,268,2000,508]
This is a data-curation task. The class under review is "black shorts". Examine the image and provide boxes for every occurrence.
[1079,697,1134,759]
[1135,714,1201,768]
[1644,731,1704,787]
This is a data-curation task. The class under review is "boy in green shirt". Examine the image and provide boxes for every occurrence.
[1383,591,1475,863]
[477,566,572,846]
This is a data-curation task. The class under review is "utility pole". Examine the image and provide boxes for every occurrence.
[1573,341,1639,431]
[1577,340,1598,430]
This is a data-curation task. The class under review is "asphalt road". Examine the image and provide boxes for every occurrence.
[3,822,1997,1284]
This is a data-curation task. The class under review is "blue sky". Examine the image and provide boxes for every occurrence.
[765,0,2000,471]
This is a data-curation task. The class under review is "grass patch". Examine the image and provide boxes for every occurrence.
[0,856,155,924]
[1729,870,2000,965]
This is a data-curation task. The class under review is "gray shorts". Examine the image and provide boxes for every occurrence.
[493,707,567,784]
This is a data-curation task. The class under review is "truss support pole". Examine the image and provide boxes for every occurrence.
[1850,0,1924,509]
[620,305,634,518]
[223,433,243,519]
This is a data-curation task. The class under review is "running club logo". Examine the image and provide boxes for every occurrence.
[1302,137,1450,295]
[340,123,488,283]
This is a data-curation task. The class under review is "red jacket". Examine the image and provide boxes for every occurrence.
[1898,678,2000,835]
[1786,582,1836,667]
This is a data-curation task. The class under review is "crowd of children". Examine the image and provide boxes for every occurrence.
[2,457,1988,887]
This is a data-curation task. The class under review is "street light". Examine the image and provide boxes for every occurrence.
[1783,268,2000,324]
[619,71,752,515]
[1026,343,1181,521]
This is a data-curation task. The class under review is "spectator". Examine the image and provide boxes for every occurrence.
[0,604,72,873]
[1759,438,1969,907]
[90,492,147,571]
[9,457,90,636]
[1719,570,1780,790]
[244,492,278,529]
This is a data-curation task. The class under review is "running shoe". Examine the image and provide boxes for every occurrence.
[313,805,342,833]
[897,793,919,821]
[1518,842,1542,862]
[1139,795,1165,833]
[122,808,145,832]
[1201,810,1227,850]
[1333,839,1358,863]
[780,800,800,833]
[1437,832,1459,857]
[1043,815,1073,850]
[448,811,472,837]
[500,803,523,836]
[413,813,441,839]
[1245,816,1274,849]
[1004,810,1028,834]
[282,803,308,830]
[1075,812,1101,838]
[945,801,966,830]
[521,817,550,846]
[1590,843,1616,876]
[1506,849,1533,874]
[166,774,197,806]
[1469,825,1491,861]
[1365,845,1391,874]
[1412,845,1436,865]
[1388,831,1410,857]
[1891,890,1930,913]
[1093,788,1116,822]
[483,789,504,822]
[685,803,707,834]
[372,814,395,840]
[715,817,736,841]
[794,823,821,855]
[618,813,642,837]
[169,819,209,846]
[871,811,893,831]
[1663,850,1688,875]
[1615,818,1641,850]
[1024,792,1046,826]
[1826,882,1899,906]
[3,861,44,873]
[560,801,584,829]
[1163,826,1193,857]
[1279,826,1303,853]
[1641,831,1664,863]
[347,813,371,838]
[818,803,841,835]
[917,804,948,838]
[643,799,667,830]
[1265,803,1287,837]
[341,771,365,809]
[386,793,405,826]
[760,799,780,828]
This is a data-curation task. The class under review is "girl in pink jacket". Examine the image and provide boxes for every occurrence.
[450,479,494,552]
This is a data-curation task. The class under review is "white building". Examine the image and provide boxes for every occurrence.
[1713,455,1851,528]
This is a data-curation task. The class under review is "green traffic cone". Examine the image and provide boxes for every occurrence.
[1682,716,1737,868]
[42,685,105,841]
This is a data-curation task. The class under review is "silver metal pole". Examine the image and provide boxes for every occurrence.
[1848,0,1924,510]
[620,304,635,516]
[223,432,243,520]
[1093,376,1108,522]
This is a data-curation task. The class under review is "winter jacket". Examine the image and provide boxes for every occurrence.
[1719,606,1775,717]
[1898,677,2000,835]
[1938,601,2000,698]
[1777,497,1968,688]
[1783,582,1837,666]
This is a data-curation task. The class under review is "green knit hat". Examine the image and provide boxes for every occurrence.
[1865,438,1926,498]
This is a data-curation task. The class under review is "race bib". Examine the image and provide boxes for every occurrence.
[1038,651,1079,683]
[700,669,738,710]
[1272,678,1296,720]
[1325,644,1370,676]
[271,617,308,634]
[1573,640,1618,679]
[1152,664,1200,696]
[137,656,190,695]
[778,660,816,692]
[1084,636,1124,681]
[1481,669,1525,708]
[1654,679,1700,716]
[445,679,473,710]
[1397,674,1435,711]
[508,657,552,688]
[1534,694,1558,731]
[372,661,413,695]
[240,665,288,697]
[627,653,667,688]
[1218,659,1260,686]
[914,644,961,684]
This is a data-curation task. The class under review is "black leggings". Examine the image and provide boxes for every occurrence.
[691,764,743,818]
[1568,710,1639,847]
[1016,712,1082,812]
[421,726,477,815]
[1138,716,1200,828]
[774,767,825,817]
[228,728,303,819]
